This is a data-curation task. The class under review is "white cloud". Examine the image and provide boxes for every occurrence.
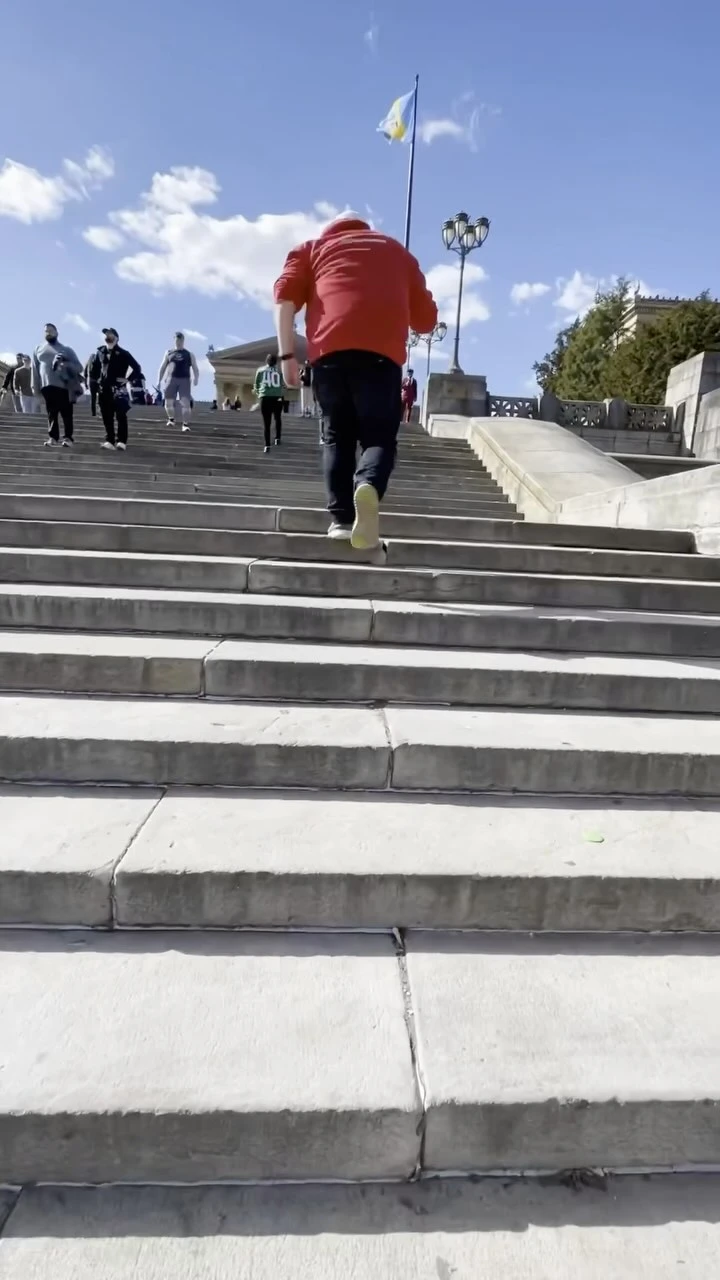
[418,97,501,150]
[363,13,379,51]
[510,281,551,305]
[83,165,341,304]
[418,118,466,145]
[426,261,490,326]
[553,271,659,321]
[63,312,91,332]
[0,146,114,224]
[182,327,207,341]
[83,225,125,251]
[0,351,18,365]
[554,270,600,317]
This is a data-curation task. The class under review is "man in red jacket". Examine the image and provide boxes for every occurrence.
[274,212,437,549]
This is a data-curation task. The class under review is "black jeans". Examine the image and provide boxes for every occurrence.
[89,382,98,417]
[260,397,282,447]
[42,386,74,441]
[99,390,128,445]
[312,350,402,525]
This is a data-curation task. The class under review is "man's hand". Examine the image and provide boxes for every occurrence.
[281,355,299,388]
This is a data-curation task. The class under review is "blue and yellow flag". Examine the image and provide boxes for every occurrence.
[377,89,416,143]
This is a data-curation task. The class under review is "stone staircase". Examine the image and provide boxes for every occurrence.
[2,407,720,1273]
[0,405,518,518]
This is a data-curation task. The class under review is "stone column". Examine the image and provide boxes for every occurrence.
[664,350,720,454]
[423,372,489,431]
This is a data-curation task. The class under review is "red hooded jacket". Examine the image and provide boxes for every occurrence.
[273,218,437,368]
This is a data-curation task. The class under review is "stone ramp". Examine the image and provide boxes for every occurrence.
[2,1178,719,1278]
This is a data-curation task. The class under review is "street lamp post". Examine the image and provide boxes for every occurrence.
[442,212,490,375]
[409,321,448,380]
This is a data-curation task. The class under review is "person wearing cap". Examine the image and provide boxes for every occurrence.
[273,211,437,548]
[32,323,83,447]
[157,332,199,432]
[86,328,143,452]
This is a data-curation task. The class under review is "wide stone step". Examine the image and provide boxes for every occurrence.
[1,928,720,1182]
[3,784,719,931]
[0,520,711,581]
[3,546,718,612]
[0,493,691,551]
[3,631,720,715]
[0,477,516,518]
[3,586,719,656]
[1,1178,718,1277]
[1,694,720,792]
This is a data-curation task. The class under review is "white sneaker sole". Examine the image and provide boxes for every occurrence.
[351,484,380,550]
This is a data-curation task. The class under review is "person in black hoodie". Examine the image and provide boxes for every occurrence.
[87,328,143,451]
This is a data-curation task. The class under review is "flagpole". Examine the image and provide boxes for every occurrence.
[403,74,419,250]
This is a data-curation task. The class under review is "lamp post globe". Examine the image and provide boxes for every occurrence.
[443,211,491,375]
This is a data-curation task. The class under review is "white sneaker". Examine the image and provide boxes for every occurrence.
[351,483,380,550]
[44,438,58,447]
[101,441,116,451]
[166,418,176,427]
[181,424,191,433]
[61,438,73,448]
[327,523,352,541]
[116,442,127,452]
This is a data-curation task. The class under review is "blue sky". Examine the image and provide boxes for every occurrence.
[1,0,718,398]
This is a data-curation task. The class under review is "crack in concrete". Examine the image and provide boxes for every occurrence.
[378,708,394,790]
[0,1187,21,1238]
[109,790,166,926]
[392,927,427,1181]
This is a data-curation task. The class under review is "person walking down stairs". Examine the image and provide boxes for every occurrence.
[157,332,199,433]
[274,211,437,548]
[13,355,40,414]
[87,328,143,452]
[32,322,83,448]
[253,353,285,453]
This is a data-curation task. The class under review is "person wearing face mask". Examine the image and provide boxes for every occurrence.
[32,323,83,447]
[157,332,199,432]
[86,328,143,452]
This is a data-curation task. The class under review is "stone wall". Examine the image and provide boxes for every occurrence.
[664,350,720,454]
[693,388,720,460]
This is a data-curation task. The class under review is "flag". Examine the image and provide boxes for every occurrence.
[377,89,416,143]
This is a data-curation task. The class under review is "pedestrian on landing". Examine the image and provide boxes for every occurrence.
[87,328,143,452]
[13,356,40,414]
[2,354,24,411]
[222,397,232,411]
[299,360,315,416]
[401,368,418,423]
[274,211,437,547]
[157,332,199,432]
[84,353,100,417]
[253,353,285,453]
[233,395,242,411]
[32,323,83,448]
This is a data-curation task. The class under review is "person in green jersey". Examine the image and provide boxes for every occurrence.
[253,352,285,453]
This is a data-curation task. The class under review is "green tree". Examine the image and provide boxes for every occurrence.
[533,319,579,393]
[553,279,632,400]
[605,295,720,404]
